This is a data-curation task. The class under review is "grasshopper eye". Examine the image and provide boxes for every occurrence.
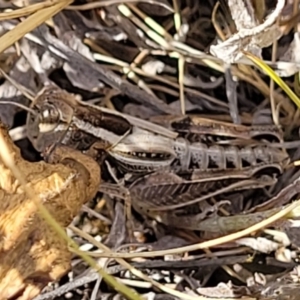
[40,103,60,123]
[38,103,61,133]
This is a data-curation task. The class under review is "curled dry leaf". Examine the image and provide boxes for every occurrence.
[0,123,100,300]
[210,0,284,63]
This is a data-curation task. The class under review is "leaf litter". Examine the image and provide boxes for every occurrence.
[2,1,300,300]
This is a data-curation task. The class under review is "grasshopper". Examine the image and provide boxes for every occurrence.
[27,87,289,175]
[26,86,290,232]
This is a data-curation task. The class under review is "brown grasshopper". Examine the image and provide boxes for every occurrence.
[27,87,289,175]
[26,86,290,232]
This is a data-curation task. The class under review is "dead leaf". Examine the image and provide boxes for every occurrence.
[196,281,252,298]
[235,237,280,254]
[0,123,100,300]
[210,0,284,63]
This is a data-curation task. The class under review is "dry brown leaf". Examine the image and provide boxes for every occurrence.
[210,0,284,63]
[0,122,100,300]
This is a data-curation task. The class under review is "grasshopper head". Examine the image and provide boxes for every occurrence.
[26,87,74,152]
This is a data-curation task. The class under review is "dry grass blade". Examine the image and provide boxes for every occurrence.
[69,225,256,300]
[244,51,300,109]
[0,0,73,54]
[67,0,174,12]
[87,199,300,258]
[0,0,66,20]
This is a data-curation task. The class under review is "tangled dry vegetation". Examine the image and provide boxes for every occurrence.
[0,124,100,300]
[2,0,300,299]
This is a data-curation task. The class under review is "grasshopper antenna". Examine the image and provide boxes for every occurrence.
[0,101,37,115]
[0,68,35,101]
